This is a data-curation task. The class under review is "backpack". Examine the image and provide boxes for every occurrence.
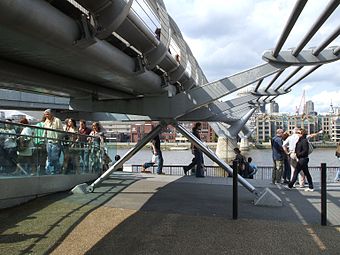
[17,136,31,152]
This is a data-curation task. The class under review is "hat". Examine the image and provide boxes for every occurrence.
[44,109,51,114]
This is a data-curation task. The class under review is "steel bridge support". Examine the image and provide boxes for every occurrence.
[175,123,258,196]
[85,124,163,192]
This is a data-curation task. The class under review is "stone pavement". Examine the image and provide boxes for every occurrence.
[0,172,339,254]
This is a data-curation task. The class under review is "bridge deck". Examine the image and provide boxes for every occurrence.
[0,172,339,254]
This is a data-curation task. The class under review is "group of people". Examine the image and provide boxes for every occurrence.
[141,122,260,179]
[0,109,108,176]
[233,148,258,179]
[271,127,323,191]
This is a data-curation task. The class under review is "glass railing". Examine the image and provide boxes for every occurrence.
[0,120,116,177]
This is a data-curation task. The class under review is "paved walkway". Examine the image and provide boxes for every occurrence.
[0,172,339,254]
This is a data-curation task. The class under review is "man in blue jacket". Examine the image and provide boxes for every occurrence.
[272,129,284,184]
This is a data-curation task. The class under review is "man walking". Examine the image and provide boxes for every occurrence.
[183,122,205,178]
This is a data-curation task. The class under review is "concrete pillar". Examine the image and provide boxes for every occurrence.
[215,137,238,164]
[240,137,250,152]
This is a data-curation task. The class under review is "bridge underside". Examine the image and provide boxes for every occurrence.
[0,0,338,122]
[0,1,339,200]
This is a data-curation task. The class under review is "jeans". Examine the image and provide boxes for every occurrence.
[143,150,164,174]
[184,149,204,177]
[334,169,340,181]
[283,157,291,181]
[46,142,61,174]
[80,146,89,173]
[155,151,164,174]
[272,160,283,183]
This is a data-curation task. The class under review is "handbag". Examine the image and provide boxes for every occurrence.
[17,136,31,152]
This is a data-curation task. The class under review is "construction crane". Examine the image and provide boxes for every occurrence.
[295,90,305,116]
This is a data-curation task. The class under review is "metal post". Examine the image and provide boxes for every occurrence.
[321,163,327,226]
[175,123,258,196]
[87,124,162,192]
[232,160,238,220]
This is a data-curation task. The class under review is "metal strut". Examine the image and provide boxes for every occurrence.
[175,123,258,196]
[87,124,163,192]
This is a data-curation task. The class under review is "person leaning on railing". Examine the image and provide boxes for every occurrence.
[0,119,18,174]
[43,109,63,175]
[87,122,105,173]
[62,118,80,174]
[77,119,91,173]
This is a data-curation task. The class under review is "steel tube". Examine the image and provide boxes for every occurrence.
[274,66,303,91]
[284,65,322,91]
[292,0,339,57]
[334,46,340,55]
[313,25,340,56]
[254,79,263,92]
[264,69,285,92]
[273,0,307,57]
[87,124,162,192]
[175,123,258,195]
[0,0,163,94]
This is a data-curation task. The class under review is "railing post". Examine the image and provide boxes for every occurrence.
[321,163,327,226]
[232,160,238,220]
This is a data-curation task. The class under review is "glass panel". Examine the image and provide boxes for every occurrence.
[0,120,116,178]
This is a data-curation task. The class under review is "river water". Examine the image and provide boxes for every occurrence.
[108,147,340,167]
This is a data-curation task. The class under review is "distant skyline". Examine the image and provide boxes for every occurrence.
[269,98,333,115]
[164,0,340,113]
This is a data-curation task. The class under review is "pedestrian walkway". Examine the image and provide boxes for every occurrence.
[0,172,339,254]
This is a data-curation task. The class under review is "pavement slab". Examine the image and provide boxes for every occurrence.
[0,172,339,255]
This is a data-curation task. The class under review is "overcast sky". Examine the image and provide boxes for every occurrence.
[163,0,340,114]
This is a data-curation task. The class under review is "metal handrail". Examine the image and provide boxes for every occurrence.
[0,120,99,142]
[131,164,339,182]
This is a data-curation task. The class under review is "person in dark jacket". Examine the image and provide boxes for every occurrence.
[287,128,314,191]
[183,122,204,177]
[271,129,284,184]
[233,147,247,177]
[142,134,164,174]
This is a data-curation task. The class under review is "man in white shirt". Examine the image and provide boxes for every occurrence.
[283,128,323,187]
[43,109,63,174]
[283,128,304,187]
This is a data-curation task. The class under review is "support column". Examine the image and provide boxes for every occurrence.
[240,137,250,152]
[176,123,258,195]
[215,137,238,164]
[84,124,162,192]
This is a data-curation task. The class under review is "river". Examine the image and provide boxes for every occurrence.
[108,147,340,167]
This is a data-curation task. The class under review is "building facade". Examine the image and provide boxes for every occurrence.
[253,112,340,143]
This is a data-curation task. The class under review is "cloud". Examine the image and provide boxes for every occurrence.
[163,0,340,112]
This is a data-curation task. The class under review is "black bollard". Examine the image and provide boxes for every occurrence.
[321,163,327,226]
[232,160,238,220]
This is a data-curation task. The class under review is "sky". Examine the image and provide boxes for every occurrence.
[163,0,340,114]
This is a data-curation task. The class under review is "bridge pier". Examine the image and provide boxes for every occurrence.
[215,137,238,164]
[240,137,250,152]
